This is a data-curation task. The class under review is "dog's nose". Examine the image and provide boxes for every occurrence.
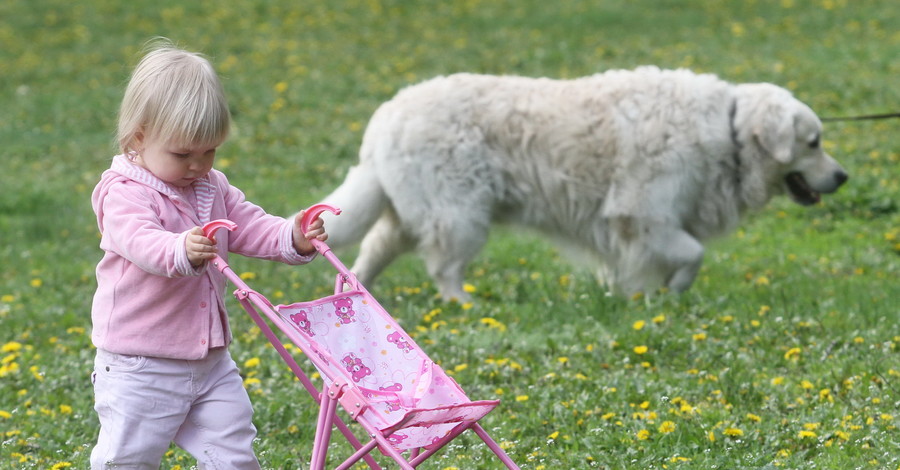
[834,170,849,187]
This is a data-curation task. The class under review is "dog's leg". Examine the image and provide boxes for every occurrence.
[351,210,414,287]
[658,230,705,293]
[420,221,490,302]
[610,223,704,295]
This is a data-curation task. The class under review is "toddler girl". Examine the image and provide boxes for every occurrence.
[89,40,326,469]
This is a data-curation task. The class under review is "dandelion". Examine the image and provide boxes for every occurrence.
[0,410,11,419]
[692,332,707,341]
[2,342,22,353]
[30,278,43,288]
[633,345,648,355]
[636,429,650,440]
[724,427,743,437]
[652,314,666,324]
[239,272,256,280]
[798,430,817,439]
[658,421,676,434]
[243,357,260,368]
[479,317,507,332]
[59,405,72,415]
[50,463,72,470]
[632,320,645,330]
[515,395,529,402]
[1,294,14,302]
[548,431,559,440]
[462,283,477,293]
[746,413,761,422]
[800,380,814,390]
[784,347,802,360]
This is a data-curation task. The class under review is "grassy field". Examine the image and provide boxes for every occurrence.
[1,0,898,468]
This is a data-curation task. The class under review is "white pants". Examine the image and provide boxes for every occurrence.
[90,348,261,469]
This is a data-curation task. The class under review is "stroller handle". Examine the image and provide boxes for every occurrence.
[202,219,238,240]
[299,203,342,234]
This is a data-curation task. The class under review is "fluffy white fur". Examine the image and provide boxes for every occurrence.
[320,66,847,299]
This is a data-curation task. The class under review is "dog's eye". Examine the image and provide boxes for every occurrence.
[809,134,820,149]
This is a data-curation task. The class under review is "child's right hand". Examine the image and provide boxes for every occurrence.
[185,227,217,267]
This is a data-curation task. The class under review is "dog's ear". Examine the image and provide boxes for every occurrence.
[754,105,795,164]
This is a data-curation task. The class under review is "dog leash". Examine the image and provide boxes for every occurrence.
[821,112,900,122]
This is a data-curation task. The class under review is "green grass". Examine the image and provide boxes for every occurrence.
[1,0,898,468]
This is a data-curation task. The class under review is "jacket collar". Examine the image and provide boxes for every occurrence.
[111,153,216,224]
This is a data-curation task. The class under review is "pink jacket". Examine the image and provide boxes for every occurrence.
[91,154,314,359]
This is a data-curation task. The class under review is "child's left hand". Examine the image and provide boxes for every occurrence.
[293,210,328,255]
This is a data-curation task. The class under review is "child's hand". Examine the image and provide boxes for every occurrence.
[293,210,328,255]
[185,226,218,267]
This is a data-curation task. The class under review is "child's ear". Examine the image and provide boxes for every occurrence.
[133,131,145,149]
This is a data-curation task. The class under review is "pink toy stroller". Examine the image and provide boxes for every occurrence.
[203,204,520,470]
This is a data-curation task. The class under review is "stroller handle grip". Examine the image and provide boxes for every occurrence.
[202,219,238,240]
[299,203,342,234]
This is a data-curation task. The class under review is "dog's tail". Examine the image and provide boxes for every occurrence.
[318,161,388,249]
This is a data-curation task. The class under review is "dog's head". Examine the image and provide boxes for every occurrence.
[735,83,848,206]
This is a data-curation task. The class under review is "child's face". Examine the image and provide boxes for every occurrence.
[134,135,218,187]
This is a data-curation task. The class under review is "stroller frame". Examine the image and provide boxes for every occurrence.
[203,205,519,470]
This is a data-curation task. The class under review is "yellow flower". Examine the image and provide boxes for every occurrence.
[462,283,477,293]
[724,427,744,437]
[0,294,14,303]
[1,342,22,353]
[633,345,649,355]
[798,430,817,439]
[515,395,529,402]
[239,272,256,280]
[30,278,42,288]
[784,347,802,360]
[632,320,646,330]
[746,413,761,422]
[658,421,676,434]
[548,431,559,440]
[243,357,260,368]
[59,405,73,414]
[636,429,650,440]
[692,332,707,341]
[0,410,11,419]
[652,314,666,324]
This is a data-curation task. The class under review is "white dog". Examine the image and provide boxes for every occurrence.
[319,66,848,299]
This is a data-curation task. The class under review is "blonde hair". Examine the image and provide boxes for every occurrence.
[117,39,230,153]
